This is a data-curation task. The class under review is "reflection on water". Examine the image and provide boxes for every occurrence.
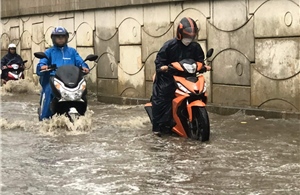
[1,81,300,195]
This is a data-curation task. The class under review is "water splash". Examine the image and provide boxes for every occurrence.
[0,117,42,133]
[112,116,149,129]
[110,104,144,110]
[0,86,13,96]
[0,117,26,130]
[40,109,94,136]
[1,78,40,95]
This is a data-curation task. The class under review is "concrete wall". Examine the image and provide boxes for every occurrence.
[1,0,299,112]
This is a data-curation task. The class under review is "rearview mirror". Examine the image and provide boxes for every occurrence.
[34,52,49,60]
[206,48,214,58]
[84,54,98,62]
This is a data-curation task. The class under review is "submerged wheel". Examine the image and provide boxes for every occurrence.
[67,113,80,123]
[187,107,210,142]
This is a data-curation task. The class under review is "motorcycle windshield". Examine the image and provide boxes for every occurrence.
[55,65,83,88]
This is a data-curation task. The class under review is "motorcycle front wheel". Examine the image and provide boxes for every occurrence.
[67,113,79,123]
[187,107,210,142]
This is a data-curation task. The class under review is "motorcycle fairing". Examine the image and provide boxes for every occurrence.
[172,95,188,138]
[55,65,83,88]
[50,96,87,116]
[196,62,203,71]
[187,100,205,122]
[171,60,203,72]
[171,62,184,71]
[8,71,23,79]
[53,77,86,102]
[4,64,24,81]
[174,75,205,94]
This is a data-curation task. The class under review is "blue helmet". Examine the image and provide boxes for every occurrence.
[51,26,69,47]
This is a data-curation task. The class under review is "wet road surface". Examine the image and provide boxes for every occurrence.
[1,80,300,195]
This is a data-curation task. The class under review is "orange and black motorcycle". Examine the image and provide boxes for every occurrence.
[145,48,214,142]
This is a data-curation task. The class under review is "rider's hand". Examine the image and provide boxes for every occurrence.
[160,65,168,72]
[2,66,7,70]
[82,67,89,74]
[41,65,48,70]
[205,65,212,71]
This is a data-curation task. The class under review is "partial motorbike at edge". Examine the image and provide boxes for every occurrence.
[34,52,98,122]
[145,48,214,142]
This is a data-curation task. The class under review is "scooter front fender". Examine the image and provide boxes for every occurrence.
[144,102,153,123]
[187,100,206,122]
[172,95,188,138]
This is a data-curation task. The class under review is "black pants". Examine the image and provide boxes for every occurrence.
[152,97,174,130]
[151,73,176,132]
[1,70,8,80]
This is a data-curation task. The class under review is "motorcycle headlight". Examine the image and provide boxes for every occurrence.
[182,63,197,74]
[177,82,191,94]
[54,79,86,101]
[11,64,19,69]
[53,80,61,90]
[79,81,86,92]
[60,90,82,101]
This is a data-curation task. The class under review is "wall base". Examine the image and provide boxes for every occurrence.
[97,94,300,120]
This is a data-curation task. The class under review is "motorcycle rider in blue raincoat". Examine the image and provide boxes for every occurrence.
[36,26,90,121]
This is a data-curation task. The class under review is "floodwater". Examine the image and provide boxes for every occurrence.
[1,79,299,195]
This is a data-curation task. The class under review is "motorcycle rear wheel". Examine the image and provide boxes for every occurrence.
[187,107,210,142]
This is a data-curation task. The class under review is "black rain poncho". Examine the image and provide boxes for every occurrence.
[151,38,206,131]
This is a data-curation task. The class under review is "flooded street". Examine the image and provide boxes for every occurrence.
[1,81,300,195]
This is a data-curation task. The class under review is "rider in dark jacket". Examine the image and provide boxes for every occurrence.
[1,43,24,80]
[152,17,211,135]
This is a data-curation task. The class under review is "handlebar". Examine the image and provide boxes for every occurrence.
[40,69,54,72]
[34,52,97,75]
[2,64,25,70]
[5,59,27,65]
[40,64,57,72]
[156,64,174,73]
[157,64,212,73]
[39,64,89,74]
[5,58,15,66]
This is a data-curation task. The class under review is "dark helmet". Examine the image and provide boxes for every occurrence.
[176,17,199,40]
[51,26,69,47]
